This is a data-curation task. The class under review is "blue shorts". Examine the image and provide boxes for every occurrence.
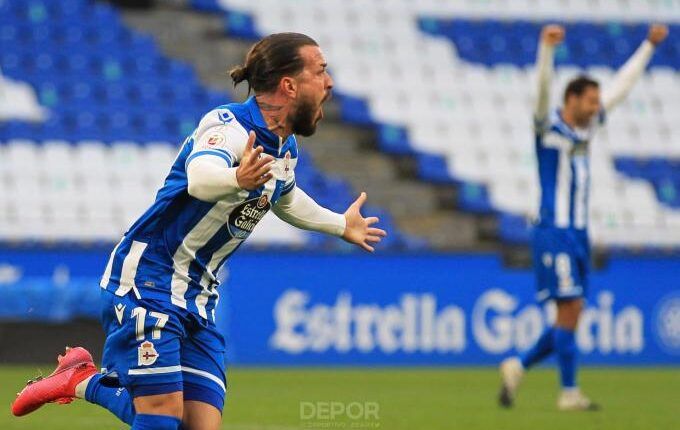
[99,289,226,411]
[532,226,590,303]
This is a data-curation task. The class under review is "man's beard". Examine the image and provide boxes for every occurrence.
[290,96,320,137]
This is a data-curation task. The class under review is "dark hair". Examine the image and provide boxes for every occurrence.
[229,32,318,94]
[563,75,600,103]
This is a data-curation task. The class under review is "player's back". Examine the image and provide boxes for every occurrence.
[100,97,298,320]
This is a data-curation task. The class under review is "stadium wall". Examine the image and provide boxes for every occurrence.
[0,249,678,365]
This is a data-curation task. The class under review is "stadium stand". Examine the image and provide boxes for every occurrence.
[205,0,680,249]
[0,0,414,249]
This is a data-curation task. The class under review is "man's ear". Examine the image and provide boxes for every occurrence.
[280,76,297,98]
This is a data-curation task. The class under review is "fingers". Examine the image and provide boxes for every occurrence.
[365,216,379,226]
[247,145,264,165]
[366,235,382,243]
[367,227,387,237]
[541,24,565,45]
[253,173,273,187]
[352,192,367,209]
[253,153,273,170]
[360,242,375,253]
[254,163,273,179]
[243,130,256,156]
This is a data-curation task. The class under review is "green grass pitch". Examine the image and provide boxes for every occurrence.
[1,366,678,429]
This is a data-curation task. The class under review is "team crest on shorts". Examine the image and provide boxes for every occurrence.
[138,341,159,366]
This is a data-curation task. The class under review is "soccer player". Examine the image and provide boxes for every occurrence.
[498,23,668,411]
[12,33,387,430]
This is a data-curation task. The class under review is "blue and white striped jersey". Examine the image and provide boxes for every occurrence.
[100,96,298,320]
[535,108,605,230]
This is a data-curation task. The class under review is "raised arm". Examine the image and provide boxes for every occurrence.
[273,190,387,252]
[602,24,668,112]
[534,25,565,124]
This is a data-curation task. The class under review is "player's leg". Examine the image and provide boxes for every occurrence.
[100,290,187,428]
[499,226,554,407]
[518,231,558,370]
[78,372,136,424]
[183,401,223,430]
[179,315,227,430]
[132,392,183,429]
[554,236,598,411]
[554,297,582,390]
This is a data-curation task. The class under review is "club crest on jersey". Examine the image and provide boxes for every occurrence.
[257,194,269,209]
[227,195,271,239]
[138,341,159,366]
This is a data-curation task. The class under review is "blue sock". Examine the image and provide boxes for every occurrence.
[132,414,181,430]
[520,327,555,369]
[85,374,135,425]
[554,327,577,388]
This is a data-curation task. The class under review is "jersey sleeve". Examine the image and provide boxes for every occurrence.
[185,108,250,170]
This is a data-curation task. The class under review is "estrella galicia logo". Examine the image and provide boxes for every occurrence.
[227,195,270,239]
[653,293,680,355]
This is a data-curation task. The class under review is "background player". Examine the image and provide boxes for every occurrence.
[12,33,387,430]
[498,23,669,411]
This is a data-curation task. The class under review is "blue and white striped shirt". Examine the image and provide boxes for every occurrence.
[535,108,605,230]
[100,96,298,320]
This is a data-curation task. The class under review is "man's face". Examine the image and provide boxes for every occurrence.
[289,45,334,137]
[565,86,601,128]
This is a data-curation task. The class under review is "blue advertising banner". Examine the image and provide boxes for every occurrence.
[0,249,679,365]
[222,253,680,366]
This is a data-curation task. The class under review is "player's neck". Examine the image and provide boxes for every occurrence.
[255,93,293,138]
[560,109,579,129]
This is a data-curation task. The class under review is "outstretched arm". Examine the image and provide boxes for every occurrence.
[273,190,387,252]
[534,25,564,125]
[602,24,668,112]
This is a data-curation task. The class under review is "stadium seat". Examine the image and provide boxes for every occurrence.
[203,0,680,249]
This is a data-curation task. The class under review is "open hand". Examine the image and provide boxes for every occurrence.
[236,131,273,190]
[342,192,387,252]
[541,24,565,46]
[648,24,669,46]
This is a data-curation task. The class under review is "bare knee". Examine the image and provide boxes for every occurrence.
[555,298,583,330]
[133,392,184,419]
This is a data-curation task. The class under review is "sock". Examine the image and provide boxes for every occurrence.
[520,327,555,369]
[554,327,577,388]
[132,414,182,430]
[84,374,136,425]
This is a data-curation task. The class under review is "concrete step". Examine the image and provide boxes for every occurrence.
[119,4,499,251]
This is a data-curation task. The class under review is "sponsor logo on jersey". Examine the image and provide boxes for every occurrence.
[227,196,271,239]
[138,341,159,366]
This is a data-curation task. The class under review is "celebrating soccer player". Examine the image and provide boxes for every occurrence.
[12,33,387,430]
[498,23,669,411]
